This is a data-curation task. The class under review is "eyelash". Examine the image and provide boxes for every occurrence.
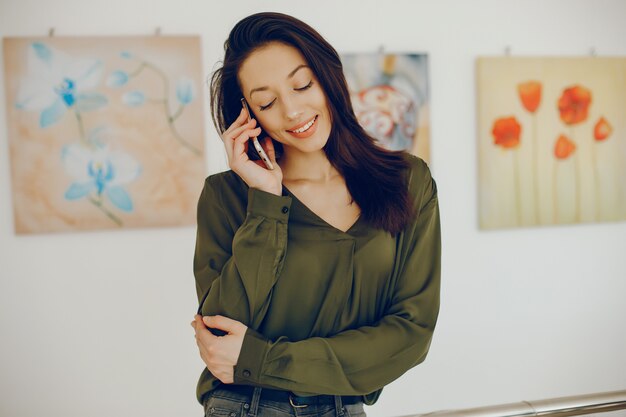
[259,81,314,111]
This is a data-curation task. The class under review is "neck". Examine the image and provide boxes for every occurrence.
[278,149,340,184]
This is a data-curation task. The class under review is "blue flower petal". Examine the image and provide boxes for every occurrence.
[75,93,108,112]
[106,70,129,87]
[65,182,95,200]
[56,78,76,107]
[40,99,67,128]
[176,78,195,105]
[104,160,115,182]
[106,186,133,212]
[122,91,145,107]
[120,51,133,59]
[87,126,108,148]
[32,42,52,62]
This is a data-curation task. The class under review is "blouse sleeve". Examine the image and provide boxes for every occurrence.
[232,161,441,396]
[194,174,293,331]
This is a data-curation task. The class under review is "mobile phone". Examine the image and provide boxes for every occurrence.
[240,98,274,170]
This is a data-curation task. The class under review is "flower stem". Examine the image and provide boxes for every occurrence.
[553,161,558,224]
[532,115,540,224]
[168,121,201,155]
[88,196,123,226]
[129,62,147,78]
[74,110,89,147]
[514,150,521,226]
[572,127,581,222]
[143,61,201,156]
[170,103,184,122]
[592,140,601,220]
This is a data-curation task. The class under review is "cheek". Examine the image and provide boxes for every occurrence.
[312,87,327,106]
[256,115,282,138]
[311,88,331,117]
[257,116,275,131]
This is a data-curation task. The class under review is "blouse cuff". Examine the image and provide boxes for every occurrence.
[234,327,270,384]
[247,188,292,222]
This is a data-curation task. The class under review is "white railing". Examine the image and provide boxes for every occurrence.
[413,389,626,417]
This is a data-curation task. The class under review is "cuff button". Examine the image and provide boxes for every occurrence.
[281,206,289,213]
[243,369,251,377]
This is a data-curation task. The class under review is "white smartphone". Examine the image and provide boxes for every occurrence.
[240,98,274,170]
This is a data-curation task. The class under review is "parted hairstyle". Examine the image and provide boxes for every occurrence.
[210,12,416,235]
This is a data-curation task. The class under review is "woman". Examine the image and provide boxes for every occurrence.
[191,12,441,417]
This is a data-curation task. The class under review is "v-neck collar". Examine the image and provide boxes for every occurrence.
[282,184,362,236]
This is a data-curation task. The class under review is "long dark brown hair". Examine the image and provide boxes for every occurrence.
[210,12,415,235]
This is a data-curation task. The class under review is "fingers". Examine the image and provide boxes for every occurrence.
[191,315,238,384]
[222,118,260,163]
[192,315,219,360]
[225,117,257,142]
[222,109,256,146]
[192,315,211,336]
[231,127,261,161]
[203,315,232,332]
[204,315,248,336]
[222,107,248,137]
[263,137,277,164]
[221,120,247,159]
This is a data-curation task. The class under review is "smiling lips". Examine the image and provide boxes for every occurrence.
[286,115,318,139]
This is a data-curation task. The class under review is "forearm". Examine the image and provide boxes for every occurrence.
[195,182,291,330]
[233,311,438,396]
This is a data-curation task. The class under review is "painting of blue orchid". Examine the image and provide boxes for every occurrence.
[3,36,206,234]
[15,42,108,128]
[62,142,141,224]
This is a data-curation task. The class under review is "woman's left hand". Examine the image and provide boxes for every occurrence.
[191,314,247,383]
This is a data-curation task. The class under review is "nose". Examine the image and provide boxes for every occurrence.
[282,95,304,121]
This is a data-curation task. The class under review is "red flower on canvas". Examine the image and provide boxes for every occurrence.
[518,81,542,113]
[558,85,592,125]
[492,116,521,148]
[594,117,612,141]
[554,134,576,159]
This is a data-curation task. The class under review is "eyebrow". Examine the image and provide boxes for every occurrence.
[249,64,310,98]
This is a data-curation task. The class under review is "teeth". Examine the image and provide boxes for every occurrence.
[291,117,316,133]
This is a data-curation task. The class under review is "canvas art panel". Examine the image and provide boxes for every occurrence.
[341,53,431,164]
[3,36,206,234]
[477,57,626,229]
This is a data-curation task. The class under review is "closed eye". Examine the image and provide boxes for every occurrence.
[259,99,276,111]
[295,80,313,91]
[259,81,313,111]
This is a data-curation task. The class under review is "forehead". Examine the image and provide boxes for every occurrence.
[238,42,309,90]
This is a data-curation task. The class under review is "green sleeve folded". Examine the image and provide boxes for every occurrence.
[194,176,292,330]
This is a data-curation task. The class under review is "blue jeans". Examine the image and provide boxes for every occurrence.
[203,386,367,417]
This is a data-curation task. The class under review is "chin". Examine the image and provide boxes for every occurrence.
[291,135,330,154]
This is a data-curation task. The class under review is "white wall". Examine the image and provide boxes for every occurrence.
[1,0,625,416]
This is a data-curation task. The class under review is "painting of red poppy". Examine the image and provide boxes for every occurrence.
[340,53,430,164]
[477,57,626,229]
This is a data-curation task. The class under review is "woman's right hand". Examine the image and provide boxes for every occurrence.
[221,107,283,195]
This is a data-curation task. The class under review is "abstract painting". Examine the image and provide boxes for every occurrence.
[477,57,626,229]
[341,53,430,163]
[3,36,205,234]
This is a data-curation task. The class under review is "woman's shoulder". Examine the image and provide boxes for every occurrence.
[403,152,430,175]
[401,152,434,198]
[204,169,247,193]
[201,169,250,208]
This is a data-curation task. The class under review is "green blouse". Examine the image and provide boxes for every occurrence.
[193,153,441,406]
